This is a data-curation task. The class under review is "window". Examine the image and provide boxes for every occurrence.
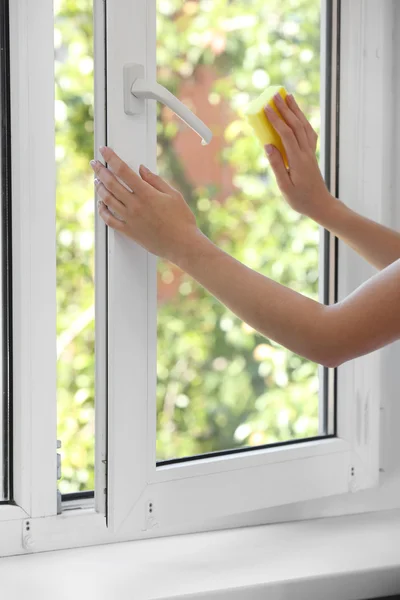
[105,0,348,532]
[55,0,107,503]
[0,0,394,555]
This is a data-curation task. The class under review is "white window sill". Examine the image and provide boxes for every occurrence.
[1,508,400,600]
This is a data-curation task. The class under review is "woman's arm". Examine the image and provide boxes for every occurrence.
[308,197,400,271]
[91,148,400,368]
[265,93,400,270]
[176,234,400,367]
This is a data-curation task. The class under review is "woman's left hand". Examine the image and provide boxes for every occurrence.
[91,147,200,264]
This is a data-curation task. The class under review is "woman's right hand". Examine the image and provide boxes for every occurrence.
[264,93,333,221]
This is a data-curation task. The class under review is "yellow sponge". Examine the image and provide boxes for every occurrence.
[245,85,289,167]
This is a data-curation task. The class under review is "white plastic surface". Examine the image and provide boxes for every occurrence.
[1,509,400,599]
[123,62,212,145]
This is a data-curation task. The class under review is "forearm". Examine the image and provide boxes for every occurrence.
[175,233,400,368]
[315,195,400,270]
[176,232,334,366]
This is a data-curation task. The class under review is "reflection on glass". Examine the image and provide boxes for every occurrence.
[55,0,95,493]
[156,0,321,461]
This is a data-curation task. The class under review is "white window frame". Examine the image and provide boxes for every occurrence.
[1,0,57,530]
[0,0,395,556]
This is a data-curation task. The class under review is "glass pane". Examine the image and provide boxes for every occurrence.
[55,0,96,493]
[156,0,322,461]
[0,0,11,501]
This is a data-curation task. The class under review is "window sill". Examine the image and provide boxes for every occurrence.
[1,508,400,599]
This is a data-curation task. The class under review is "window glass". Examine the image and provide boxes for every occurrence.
[0,0,11,501]
[156,0,323,461]
[55,0,95,494]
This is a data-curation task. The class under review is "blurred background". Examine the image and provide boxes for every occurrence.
[55,0,321,493]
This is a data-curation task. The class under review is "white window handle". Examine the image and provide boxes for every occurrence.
[123,63,212,146]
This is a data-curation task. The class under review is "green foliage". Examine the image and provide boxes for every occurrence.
[156,0,321,459]
[56,0,321,491]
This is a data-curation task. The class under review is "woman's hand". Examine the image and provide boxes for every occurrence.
[91,147,200,264]
[264,93,333,220]
[265,94,400,270]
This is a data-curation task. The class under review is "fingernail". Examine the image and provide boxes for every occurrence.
[99,146,106,155]
[97,199,102,208]
[90,160,97,169]
[265,104,274,113]
[265,144,274,155]
[94,177,100,186]
[274,93,282,102]
[140,164,150,174]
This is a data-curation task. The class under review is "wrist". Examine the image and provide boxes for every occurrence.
[169,228,213,273]
[307,192,345,229]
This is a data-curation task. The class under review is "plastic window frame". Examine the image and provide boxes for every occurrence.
[0,0,393,557]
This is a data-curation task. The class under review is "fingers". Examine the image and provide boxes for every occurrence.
[264,144,293,195]
[286,95,318,152]
[91,160,134,207]
[98,200,126,232]
[265,104,299,166]
[99,146,149,196]
[139,164,174,194]
[273,93,308,150]
[95,179,128,220]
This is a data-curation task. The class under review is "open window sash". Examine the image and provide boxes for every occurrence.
[97,0,386,534]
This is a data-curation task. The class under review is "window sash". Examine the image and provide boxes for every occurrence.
[103,0,380,534]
